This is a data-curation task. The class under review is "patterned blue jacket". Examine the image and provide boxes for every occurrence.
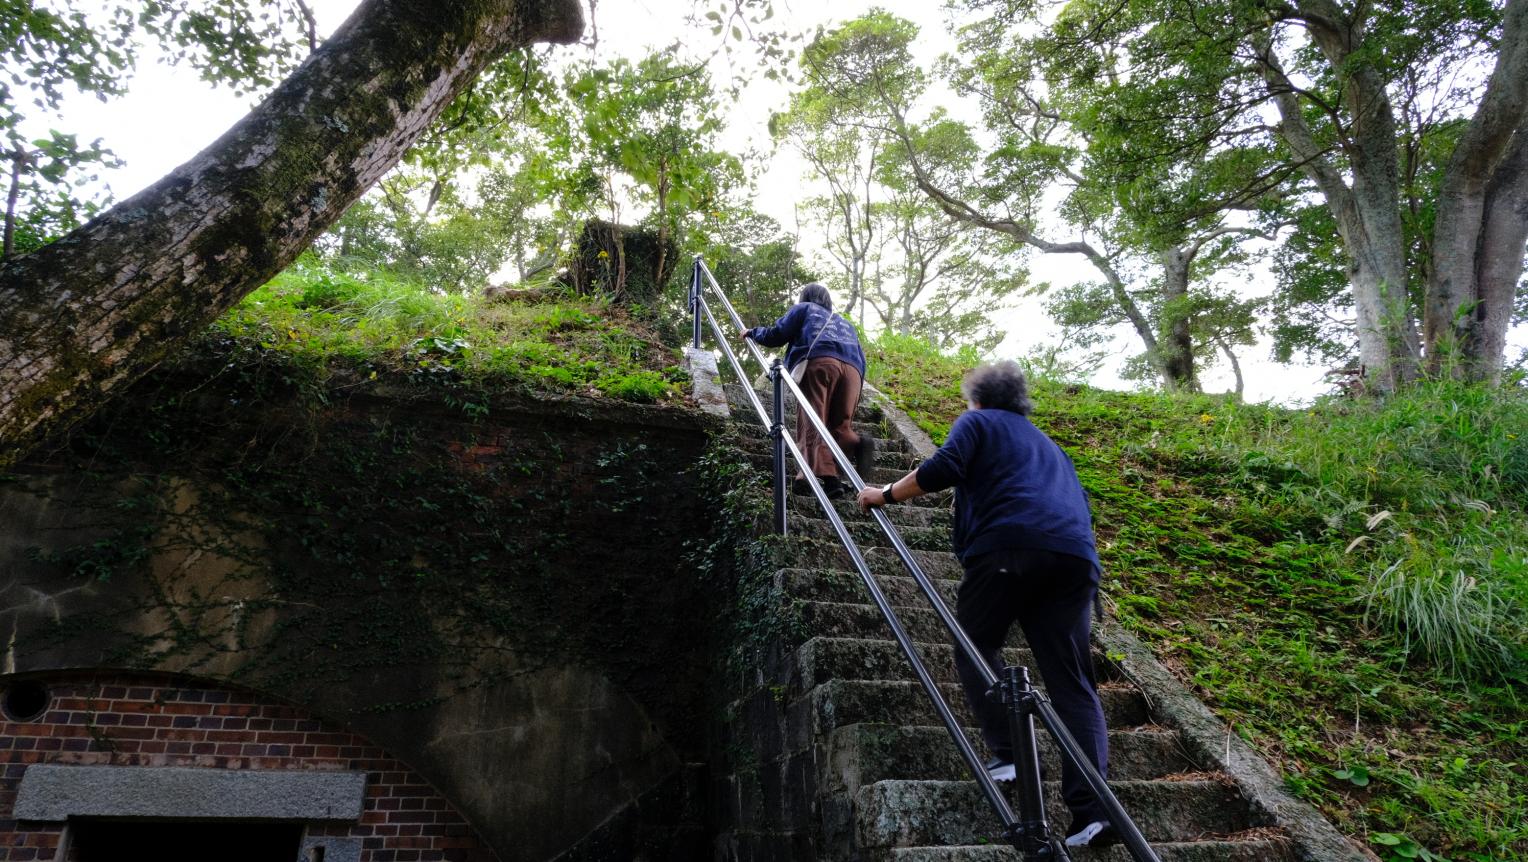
[747,302,867,379]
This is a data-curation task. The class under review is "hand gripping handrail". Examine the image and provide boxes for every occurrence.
[689,257,1161,862]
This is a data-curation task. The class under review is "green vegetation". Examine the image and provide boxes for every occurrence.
[3,1,314,259]
[867,333,1526,862]
[207,256,685,403]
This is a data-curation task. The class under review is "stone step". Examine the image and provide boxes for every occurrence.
[724,383,884,422]
[799,600,1035,649]
[787,680,1149,746]
[734,434,923,471]
[788,512,950,552]
[831,499,948,528]
[736,427,914,456]
[733,402,887,429]
[855,778,1258,848]
[779,568,961,610]
[858,447,920,472]
[731,480,951,517]
[725,394,886,436]
[785,542,965,581]
[742,452,909,487]
[794,637,1120,689]
[886,837,1295,862]
[829,723,1195,785]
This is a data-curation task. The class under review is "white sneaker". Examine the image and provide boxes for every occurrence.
[984,758,1015,782]
[1064,821,1118,847]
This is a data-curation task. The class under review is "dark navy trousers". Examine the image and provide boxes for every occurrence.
[953,547,1110,826]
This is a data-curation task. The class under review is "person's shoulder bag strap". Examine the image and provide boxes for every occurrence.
[789,307,835,384]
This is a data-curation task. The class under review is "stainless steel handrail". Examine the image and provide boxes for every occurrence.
[691,256,1160,861]
[691,260,1021,834]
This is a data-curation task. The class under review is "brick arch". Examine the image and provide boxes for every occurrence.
[0,670,494,862]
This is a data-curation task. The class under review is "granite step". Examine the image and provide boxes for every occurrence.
[855,777,1258,848]
[733,436,922,472]
[777,568,962,609]
[828,723,1196,786]
[828,500,949,528]
[794,637,1120,689]
[788,679,1149,743]
[742,452,909,487]
[731,401,887,429]
[736,427,914,457]
[725,394,887,437]
[787,512,949,552]
[885,836,1295,862]
[724,383,883,421]
[799,599,1037,648]
[785,543,965,580]
[736,480,951,513]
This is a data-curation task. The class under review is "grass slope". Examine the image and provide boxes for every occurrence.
[867,335,1526,862]
[206,256,686,403]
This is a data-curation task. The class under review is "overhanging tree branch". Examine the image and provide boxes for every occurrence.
[884,101,1162,362]
[0,0,583,464]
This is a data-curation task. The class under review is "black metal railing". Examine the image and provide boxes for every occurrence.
[689,257,1161,862]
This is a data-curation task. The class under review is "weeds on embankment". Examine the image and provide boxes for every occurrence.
[867,333,1525,862]
[207,255,685,403]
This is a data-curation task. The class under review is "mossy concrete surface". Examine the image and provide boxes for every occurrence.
[0,362,726,862]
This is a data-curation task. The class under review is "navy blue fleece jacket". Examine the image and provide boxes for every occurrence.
[914,408,1099,569]
[746,302,866,379]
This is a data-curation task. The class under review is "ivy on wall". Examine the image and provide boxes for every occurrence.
[5,345,721,747]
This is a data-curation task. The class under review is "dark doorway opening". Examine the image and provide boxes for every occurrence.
[70,820,304,861]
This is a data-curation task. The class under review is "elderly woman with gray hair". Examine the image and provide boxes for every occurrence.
[855,360,1115,849]
[741,283,875,499]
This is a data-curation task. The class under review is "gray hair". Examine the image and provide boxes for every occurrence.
[799,282,833,311]
[962,360,1032,415]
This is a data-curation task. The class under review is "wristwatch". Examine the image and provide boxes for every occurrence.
[880,482,896,505]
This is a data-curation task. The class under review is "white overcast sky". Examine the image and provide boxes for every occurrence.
[32,0,1524,404]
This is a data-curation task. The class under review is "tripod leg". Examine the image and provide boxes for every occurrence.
[1002,665,1070,861]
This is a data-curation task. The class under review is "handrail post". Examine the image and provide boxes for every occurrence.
[769,358,788,535]
[690,257,703,350]
[689,256,1158,862]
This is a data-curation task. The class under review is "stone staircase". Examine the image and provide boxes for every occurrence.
[710,381,1304,862]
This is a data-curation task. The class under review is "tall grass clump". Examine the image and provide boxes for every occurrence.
[1241,380,1528,680]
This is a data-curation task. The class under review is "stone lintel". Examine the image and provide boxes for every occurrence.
[15,765,367,822]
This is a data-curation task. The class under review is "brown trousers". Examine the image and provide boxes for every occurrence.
[796,357,862,479]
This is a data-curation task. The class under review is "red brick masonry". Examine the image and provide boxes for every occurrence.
[0,672,492,862]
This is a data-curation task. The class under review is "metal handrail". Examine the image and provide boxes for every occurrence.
[688,259,1022,834]
[696,261,996,691]
[690,257,1160,861]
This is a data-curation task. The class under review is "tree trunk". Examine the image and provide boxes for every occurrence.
[1160,246,1200,393]
[1470,128,1528,382]
[3,147,24,260]
[1214,333,1244,401]
[1255,23,1421,392]
[0,0,582,464]
[1424,0,1528,382]
[1301,0,1423,390]
[654,158,670,294]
